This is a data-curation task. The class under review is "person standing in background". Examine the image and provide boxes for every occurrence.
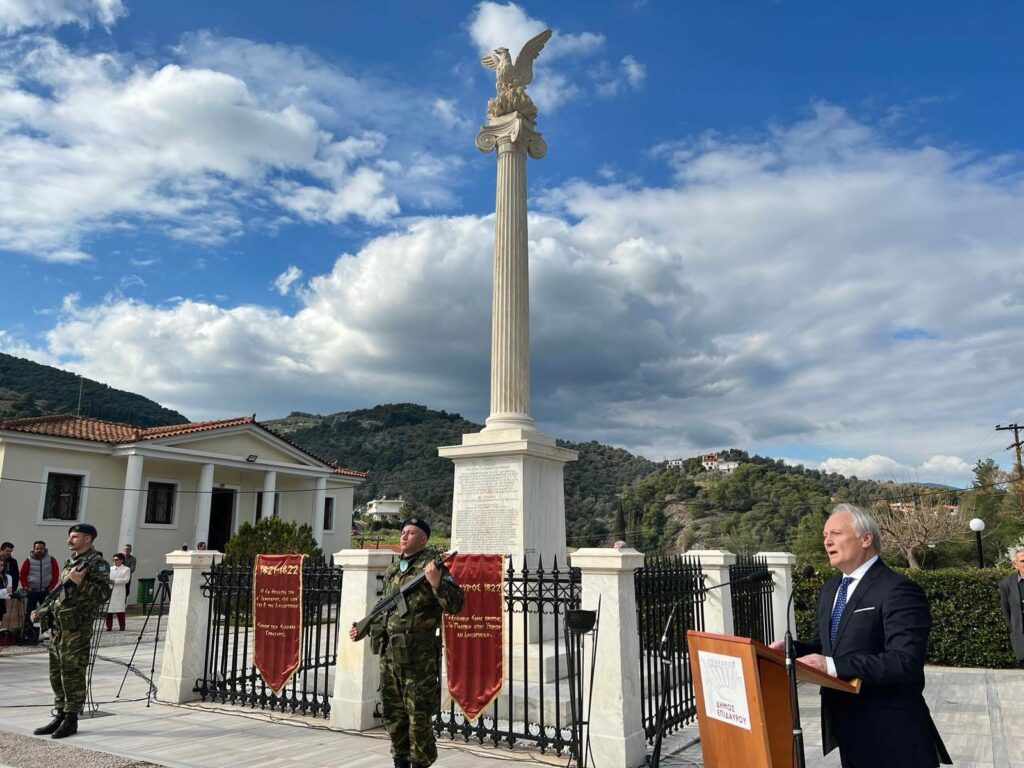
[121,544,136,604]
[999,546,1024,667]
[0,542,18,623]
[105,553,131,631]
[21,540,59,624]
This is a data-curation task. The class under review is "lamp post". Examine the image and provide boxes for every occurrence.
[969,518,986,569]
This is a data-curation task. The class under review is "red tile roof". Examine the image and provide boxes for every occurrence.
[0,413,368,478]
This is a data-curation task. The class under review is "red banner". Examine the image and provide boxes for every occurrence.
[253,553,305,693]
[443,554,504,721]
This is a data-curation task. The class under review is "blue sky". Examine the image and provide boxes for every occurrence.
[2,0,1023,486]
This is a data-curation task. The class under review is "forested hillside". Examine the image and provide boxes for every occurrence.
[615,452,1024,566]
[0,353,187,426]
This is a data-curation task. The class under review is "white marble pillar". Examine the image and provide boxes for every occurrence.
[311,476,327,546]
[261,470,277,518]
[571,547,647,768]
[193,463,214,546]
[118,453,144,549]
[476,111,547,433]
[685,549,736,635]
[158,549,223,703]
[330,549,394,731]
[757,551,796,642]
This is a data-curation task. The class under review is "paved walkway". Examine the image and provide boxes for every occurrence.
[1,620,1021,768]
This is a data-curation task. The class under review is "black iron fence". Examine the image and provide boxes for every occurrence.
[634,555,706,742]
[195,559,343,718]
[433,557,583,759]
[729,554,775,644]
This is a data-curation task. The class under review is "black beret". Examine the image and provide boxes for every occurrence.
[400,517,430,538]
[68,523,98,538]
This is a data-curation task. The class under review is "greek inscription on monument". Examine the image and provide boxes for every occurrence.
[453,462,520,552]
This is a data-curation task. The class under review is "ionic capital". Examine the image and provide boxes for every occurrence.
[475,111,547,159]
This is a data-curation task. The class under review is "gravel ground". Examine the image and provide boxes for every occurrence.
[0,730,167,768]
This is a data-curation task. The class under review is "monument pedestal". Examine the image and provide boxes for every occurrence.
[439,428,577,564]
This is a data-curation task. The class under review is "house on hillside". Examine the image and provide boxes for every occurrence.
[666,458,685,468]
[366,496,404,523]
[701,453,740,474]
[0,414,365,599]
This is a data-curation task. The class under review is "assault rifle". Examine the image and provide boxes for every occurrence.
[34,560,91,631]
[352,550,457,641]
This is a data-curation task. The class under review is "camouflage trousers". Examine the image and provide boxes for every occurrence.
[48,627,93,714]
[380,637,441,766]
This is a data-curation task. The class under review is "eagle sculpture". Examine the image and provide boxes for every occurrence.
[480,28,552,121]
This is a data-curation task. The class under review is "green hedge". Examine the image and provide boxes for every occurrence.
[794,567,1017,669]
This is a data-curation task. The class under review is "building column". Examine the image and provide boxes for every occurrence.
[118,453,145,549]
[476,112,546,433]
[330,549,394,731]
[312,476,327,546]
[570,547,647,768]
[685,549,736,635]
[261,470,277,518]
[158,549,223,703]
[757,551,797,642]
[193,463,214,547]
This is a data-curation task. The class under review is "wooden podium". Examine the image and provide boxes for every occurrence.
[686,631,860,768]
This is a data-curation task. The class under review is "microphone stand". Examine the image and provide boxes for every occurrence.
[648,569,772,768]
[784,566,814,768]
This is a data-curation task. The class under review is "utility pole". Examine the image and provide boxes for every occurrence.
[996,423,1024,515]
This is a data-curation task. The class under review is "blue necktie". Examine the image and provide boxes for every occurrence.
[830,576,854,648]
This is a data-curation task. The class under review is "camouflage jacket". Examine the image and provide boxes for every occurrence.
[373,549,464,643]
[35,547,112,631]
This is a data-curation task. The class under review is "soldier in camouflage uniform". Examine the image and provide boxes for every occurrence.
[349,518,464,768]
[30,523,112,739]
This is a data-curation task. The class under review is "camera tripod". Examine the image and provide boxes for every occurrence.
[116,572,172,707]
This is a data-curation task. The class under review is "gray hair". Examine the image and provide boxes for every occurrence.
[832,503,882,552]
[1010,546,1024,561]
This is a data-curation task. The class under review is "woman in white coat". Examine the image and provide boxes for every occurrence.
[105,553,131,630]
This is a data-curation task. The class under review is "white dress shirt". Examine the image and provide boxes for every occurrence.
[825,554,879,676]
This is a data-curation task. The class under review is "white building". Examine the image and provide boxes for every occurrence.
[0,414,365,598]
[701,453,740,474]
[366,496,404,523]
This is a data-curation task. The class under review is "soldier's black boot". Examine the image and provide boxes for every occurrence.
[32,712,65,735]
[50,712,78,739]
[392,758,410,768]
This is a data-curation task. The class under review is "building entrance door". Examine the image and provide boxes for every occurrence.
[208,489,235,552]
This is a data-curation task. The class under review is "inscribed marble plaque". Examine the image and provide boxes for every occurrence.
[453,462,521,552]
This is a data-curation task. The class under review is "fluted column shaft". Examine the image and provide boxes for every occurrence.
[476,112,547,432]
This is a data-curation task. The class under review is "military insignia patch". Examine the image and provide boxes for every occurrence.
[399,559,409,573]
[98,564,108,572]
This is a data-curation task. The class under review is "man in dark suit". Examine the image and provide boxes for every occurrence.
[999,546,1024,667]
[777,503,951,767]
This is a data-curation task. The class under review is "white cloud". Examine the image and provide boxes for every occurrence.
[0,0,126,33]
[920,455,972,477]
[620,55,646,89]
[0,32,465,262]
[432,97,470,130]
[9,107,1024,478]
[820,454,973,485]
[272,265,303,296]
[596,55,647,97]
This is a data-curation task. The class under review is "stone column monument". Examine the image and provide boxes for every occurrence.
[439,30,577,565]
